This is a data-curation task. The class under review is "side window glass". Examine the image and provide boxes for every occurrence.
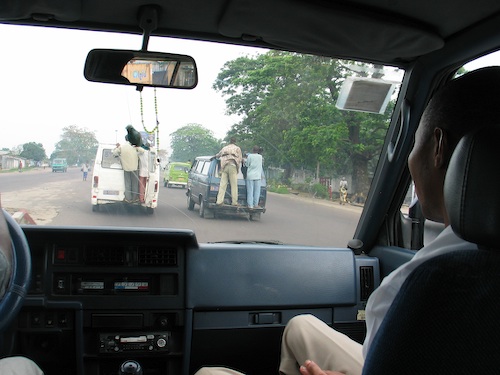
[102,149,122,169]
[196,161,205,173]
[201,161,211,175]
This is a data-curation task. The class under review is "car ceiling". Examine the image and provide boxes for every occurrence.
[1,0,500,65]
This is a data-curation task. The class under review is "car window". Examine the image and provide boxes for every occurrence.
[0,24,405,247]
[201,161,211,176]
[101,149,122,169]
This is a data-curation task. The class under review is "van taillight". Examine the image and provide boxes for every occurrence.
[93,176,98,188]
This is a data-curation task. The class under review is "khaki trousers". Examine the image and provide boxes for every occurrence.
[216,163,238,205]
[0,356,44,375]
[194,314,363,375]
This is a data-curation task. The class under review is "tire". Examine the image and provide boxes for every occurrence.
[187,194,195,210]
[145,207,154,215]
[199,200,206,217]
[199,200,214,219]
[250,212,261,221]
[92,204,99,212]
[164,180,167,187]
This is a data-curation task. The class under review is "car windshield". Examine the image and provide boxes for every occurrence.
[0,24,404,247]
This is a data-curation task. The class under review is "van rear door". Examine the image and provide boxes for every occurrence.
[93,147,125,203]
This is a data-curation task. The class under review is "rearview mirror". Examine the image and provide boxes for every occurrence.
[84,49,198,89]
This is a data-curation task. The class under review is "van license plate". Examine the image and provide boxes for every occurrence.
[104,190,119,195]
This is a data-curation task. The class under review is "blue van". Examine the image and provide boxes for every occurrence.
[186,156,266,220]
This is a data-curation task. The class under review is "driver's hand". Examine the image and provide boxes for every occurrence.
[299,360,345,375]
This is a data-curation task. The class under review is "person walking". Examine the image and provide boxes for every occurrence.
[339,177,348,205]
[245,145,263,209]
[113,135,140,203]
[81,163,89,181]
[214,137,242,206]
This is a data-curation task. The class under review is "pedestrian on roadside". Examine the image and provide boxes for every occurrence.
[81,163,89,181]
[339,177,348,205]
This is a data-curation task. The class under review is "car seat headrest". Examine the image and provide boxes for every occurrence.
[444,125,500,249]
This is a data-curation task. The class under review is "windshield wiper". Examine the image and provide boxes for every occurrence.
[209,240,284,245]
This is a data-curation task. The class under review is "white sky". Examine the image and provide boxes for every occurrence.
[1,23,499,157]
[0,24,263,156]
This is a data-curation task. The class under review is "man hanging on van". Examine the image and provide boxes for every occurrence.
[214,137,242,206]
[113,134,140,203]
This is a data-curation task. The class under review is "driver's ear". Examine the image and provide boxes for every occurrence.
[433,127,449,169]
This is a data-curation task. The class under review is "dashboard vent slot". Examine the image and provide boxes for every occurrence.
[138,247,177,266]
[85,246,126,265]
[360,266,374,301]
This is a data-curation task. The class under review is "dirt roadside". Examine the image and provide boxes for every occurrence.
[2,171,76,224]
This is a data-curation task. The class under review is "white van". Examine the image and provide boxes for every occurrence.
[91,143,160,214]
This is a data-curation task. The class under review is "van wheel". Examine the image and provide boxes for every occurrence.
[92,205,99,212]
[187,194,195,210]
[199,200,214,219]
[145,207,154,215]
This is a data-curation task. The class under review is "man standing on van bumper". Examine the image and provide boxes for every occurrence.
[245,145,263,208]
[215,137,242,206]
[113,136,140,203]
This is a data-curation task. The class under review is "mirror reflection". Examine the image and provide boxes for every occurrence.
[122,58,197,87]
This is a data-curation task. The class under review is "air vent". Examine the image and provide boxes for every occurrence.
[85,246,126,265]
[360,266,374,301]
[138,247,177,266]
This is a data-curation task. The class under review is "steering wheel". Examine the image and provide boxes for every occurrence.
[0,209,31,332]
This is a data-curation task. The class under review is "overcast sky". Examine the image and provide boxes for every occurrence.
[0,23,498,157]
[0,24,263,155]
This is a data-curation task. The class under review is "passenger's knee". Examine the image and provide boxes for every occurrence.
[194,367,245,375]
[194,367,215,375]
[283,314,317,339]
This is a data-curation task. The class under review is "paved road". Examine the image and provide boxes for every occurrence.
[1,168,362,247]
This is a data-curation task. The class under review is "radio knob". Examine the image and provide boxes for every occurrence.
[157,338,167,348]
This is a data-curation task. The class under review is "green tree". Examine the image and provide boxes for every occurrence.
[213,51,393,195]
[20,142,47,162]
[170,124,220,162]
[51,125,98,165]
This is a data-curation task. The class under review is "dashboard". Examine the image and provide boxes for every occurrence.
[9,226,380,375]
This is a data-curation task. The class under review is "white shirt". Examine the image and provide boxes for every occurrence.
[137,149,149,177]
[362,226,477,357]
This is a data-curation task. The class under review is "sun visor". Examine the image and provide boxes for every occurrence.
[219,0,444,62]
[0,0,81,22]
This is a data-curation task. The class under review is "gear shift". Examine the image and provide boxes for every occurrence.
[119,360,143,375]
